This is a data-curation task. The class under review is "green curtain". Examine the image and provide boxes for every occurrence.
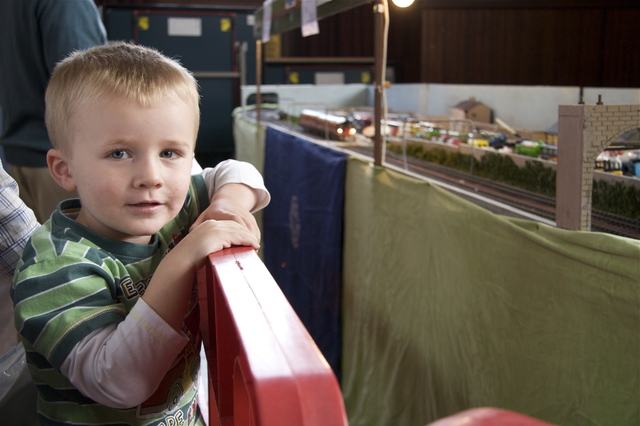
[341,156,640,426]
[233,107,266,174]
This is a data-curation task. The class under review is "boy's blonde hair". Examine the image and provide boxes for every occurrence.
[45,42,200,150]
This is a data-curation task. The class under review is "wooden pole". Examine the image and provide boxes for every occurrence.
[373,0,384,166]
[256,39,262,123]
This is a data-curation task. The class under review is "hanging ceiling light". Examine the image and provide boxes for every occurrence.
[391,0,415,7]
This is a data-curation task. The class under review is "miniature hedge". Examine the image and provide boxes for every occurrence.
[387,143,640,221]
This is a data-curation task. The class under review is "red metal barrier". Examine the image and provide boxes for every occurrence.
[197,246,348,426]
[426,408,558,426]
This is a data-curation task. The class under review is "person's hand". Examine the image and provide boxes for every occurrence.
[180,219,260,272]
[144,218,259,331]
[191,198,260,240]
[190,183,260,240]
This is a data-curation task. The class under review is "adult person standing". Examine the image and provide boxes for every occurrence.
[0,163,39,424]
[0,165,39,357]
[0,0,107,223]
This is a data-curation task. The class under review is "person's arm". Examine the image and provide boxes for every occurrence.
[190,160,270,237]
[0,166,39,355]
[191,182,260,237]
[60,299,187,408]
[39,0,107,74]
[144,161,267,331]
[0,166,39,278]
[59,217,260,407]
[143,218,259,331]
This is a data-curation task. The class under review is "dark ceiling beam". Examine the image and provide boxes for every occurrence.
[418,0,639,8]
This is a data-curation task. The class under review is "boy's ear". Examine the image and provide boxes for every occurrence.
[47,149,77,192]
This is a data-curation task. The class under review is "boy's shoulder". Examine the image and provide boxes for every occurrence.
[17,215,106,273]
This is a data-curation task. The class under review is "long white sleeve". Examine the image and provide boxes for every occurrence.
[60,298,188,408]
[201,159,270,212]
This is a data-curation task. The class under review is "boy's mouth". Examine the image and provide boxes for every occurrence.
[129,201,162,207]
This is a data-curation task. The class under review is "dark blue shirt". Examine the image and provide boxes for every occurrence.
[0,0,106,167]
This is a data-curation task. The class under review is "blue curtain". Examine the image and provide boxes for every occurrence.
[263,127,346,380]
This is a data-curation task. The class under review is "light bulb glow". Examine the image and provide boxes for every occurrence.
[391,0,414,7]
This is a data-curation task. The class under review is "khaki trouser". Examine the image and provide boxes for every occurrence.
[8,165,77,224]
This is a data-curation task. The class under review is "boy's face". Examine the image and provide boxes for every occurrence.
[62,94,197,244]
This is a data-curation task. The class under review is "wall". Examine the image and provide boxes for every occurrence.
[241,84,370,117]
[380,84,640,132]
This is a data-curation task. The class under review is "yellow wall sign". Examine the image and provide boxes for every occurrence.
[289,72,299,84]
[138,16,149,31]
[361,71,371,84]
[220,18,231,32]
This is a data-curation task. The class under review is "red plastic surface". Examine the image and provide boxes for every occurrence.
[426,408,558,426]
[197,246,348,426]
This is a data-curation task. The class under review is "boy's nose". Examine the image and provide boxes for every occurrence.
[134,158,163,188]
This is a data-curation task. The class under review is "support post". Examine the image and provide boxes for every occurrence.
[256,39,262,123]
[373,0,385,166]
[556,105,587,231]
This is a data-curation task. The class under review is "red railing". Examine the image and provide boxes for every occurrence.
[426,408,559,426]
[197,246,348,426]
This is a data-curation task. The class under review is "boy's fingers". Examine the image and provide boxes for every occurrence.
[197,219,260,250]
[191,211,261,241]
[240,214,261,240]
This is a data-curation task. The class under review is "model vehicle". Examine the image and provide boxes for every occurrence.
[299,109,357,141]
[595,154,623,175]
[514,140,544,158]
[350,110,373,131]
[468,138,489,147]
[539,144,558,162]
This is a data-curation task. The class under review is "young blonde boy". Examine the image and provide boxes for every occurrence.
[11,42,269,425]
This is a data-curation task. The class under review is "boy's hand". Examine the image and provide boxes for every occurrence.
[183,219,260,269]
[192,199,260,240]
[190,183,260,240]
[144,219,259,331]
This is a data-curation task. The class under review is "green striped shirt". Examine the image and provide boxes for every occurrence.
[12,175,209,426]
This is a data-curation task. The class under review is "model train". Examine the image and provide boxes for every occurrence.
[595,154,623,175]
[298,109,357,142]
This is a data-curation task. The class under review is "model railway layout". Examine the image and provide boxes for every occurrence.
[347,145,640,240]
[248,108,639,240]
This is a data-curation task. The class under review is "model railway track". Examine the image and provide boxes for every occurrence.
[345,145,640,239]
[265,117,640,239]
[592,211,640,238]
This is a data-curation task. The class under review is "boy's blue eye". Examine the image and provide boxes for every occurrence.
[110,150,129,159]
[160,150,177,159]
